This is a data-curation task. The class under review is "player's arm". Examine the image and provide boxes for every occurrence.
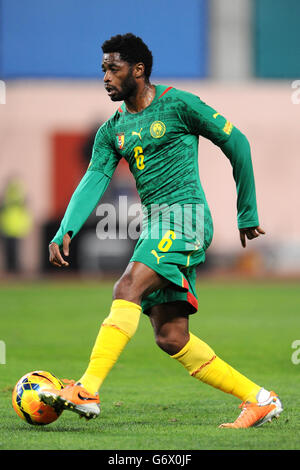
[220,127,265,248]
[49,124,120,267]
[179,91,264,247]
[49,171,111,267]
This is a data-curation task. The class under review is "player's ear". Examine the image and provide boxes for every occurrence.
[134,62,145,79]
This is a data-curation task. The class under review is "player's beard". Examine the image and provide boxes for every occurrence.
[109,67,137,102]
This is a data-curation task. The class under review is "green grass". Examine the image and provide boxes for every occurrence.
[0,279,299,450]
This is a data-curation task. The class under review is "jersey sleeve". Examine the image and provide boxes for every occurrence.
[177,89,259,229]
[51,170,111,247]
[220,127,259,229]
[51,122,120,247]
[176,90,234,145]
[88,122,121,177]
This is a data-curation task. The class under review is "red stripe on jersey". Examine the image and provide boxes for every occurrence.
[158,86,173,99]
[118,107,123,113]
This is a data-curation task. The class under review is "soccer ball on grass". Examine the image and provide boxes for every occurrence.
[12,370,64,425]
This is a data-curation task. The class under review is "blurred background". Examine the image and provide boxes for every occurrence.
[0,0,300,280]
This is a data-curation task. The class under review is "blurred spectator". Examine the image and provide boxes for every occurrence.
[0,178,32,273]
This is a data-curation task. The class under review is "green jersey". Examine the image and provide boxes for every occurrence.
[90,84,222,208]
[52,85,259,247]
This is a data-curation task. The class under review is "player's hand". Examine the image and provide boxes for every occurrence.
[49,233,71,267]
[239,226,265,248]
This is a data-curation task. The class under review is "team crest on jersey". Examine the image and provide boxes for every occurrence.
[150,121,166,139]
[116,133,125,150]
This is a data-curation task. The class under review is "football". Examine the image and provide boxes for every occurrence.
[12,370,64,425]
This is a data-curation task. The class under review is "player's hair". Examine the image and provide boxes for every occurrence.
[102,33,153,79]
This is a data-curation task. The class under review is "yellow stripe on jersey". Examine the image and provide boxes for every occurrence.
[223,121,233,135]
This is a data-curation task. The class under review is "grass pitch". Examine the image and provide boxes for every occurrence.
[0,279,299,450]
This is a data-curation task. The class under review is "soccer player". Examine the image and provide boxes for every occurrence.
[39,34,282,428]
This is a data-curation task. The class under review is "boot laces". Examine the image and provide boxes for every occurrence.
[234,401,255,424]
[62,379,76,387]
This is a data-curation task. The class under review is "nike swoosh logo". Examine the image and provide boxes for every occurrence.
[78,392,97,401]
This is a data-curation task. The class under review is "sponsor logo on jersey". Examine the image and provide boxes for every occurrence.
[213,112,233,135]
[223,121,233,135]
[150,121,166,139]
[116,133,125,150]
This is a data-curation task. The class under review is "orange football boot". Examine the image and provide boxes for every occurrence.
[219,391,283,429]
[38,379,100,420]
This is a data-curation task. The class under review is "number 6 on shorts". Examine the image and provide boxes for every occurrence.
[157,230,176,252]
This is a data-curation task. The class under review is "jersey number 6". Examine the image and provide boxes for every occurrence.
[134,146,145,170]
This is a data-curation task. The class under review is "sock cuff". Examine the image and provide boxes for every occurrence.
[103,299,142,338]
[171,332,205,360]
[171,334,192,359]
[111,299,142,311]
[171,332,216,377]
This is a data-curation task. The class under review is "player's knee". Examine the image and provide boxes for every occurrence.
[113,273,141,303]
[113,275,131,300]
[155,333,188,356]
